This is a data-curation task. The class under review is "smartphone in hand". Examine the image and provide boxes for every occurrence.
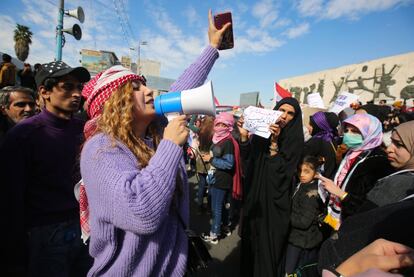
[214,12,234,50]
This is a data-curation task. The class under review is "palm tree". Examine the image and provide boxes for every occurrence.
[14,24,33,62]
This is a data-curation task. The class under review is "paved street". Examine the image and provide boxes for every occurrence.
[187,173,241,277]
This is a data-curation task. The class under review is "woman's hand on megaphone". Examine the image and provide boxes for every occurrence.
[164,115,189,146]
[208,9,231,49]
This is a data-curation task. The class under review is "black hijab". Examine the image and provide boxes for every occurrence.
[273,97,305,169]
[241,97,304,277]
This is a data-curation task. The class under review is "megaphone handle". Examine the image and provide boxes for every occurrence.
[165,113,194,130]
[166,112,181,121]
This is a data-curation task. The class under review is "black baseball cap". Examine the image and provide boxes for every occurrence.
[35,61,90,88]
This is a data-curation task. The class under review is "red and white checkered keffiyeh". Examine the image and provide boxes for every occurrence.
[79,65,145,243]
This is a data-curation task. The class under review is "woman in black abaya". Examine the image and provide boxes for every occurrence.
[239,97,304,277]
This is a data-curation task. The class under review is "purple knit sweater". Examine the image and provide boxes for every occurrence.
[80,46,218,277]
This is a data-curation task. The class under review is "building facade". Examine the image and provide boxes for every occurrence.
[80,49,121,76]
[140,59,161,77]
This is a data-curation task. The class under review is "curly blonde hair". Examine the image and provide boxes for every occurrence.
[96,81,160,167]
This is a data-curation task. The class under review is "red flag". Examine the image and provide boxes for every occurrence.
[274,82,292,102]
[214,96,220,106]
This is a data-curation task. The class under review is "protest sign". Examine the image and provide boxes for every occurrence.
[329,91,359,114]
[307,93,325,109]
[243,106,283,138]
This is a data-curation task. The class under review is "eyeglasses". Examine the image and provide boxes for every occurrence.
[58,82,84,92]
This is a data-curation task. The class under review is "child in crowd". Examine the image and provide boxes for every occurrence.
[285,156,325,276]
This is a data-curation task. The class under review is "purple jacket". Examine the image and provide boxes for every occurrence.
[81,46,218,276]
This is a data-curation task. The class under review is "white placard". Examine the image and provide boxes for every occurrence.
[307,93,325,109]
[242,106,283,138]
[329,91,359,114]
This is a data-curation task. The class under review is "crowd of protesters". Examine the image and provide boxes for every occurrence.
[1,9,414,277]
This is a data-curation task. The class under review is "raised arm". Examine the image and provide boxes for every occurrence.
[170,9,231,91]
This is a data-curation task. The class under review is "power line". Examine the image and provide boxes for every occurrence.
[118,0,136,40]
[112,0,133,48]
[45,0,57,7]
[83,0,135,50]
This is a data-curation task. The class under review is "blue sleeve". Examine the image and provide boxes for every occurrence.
[211,153,234,170]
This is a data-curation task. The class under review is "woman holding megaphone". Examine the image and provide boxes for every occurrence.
[79,10,231,276]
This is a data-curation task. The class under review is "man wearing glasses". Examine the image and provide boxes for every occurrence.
[0,61,92,276]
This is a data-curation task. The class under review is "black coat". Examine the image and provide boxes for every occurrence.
[364,170,414,208]
[240,97,304,277]
[318,198,414,274]
[288,180,324,249]
[210,139,234,190]
[339,147,394,220]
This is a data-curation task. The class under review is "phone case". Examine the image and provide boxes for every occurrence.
[214,12,234,50]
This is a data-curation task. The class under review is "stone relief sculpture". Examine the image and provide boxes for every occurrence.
[346,76,375,94]
[288,63,405,103]
[290,80,325,104]
[290,86,303,101]
[303,84,315,104]
[330,77,346,103]
[373,64,399,100]
[302,87,310,104]
[330,70,354,103]
[400,76,414,99]
[317,79,325,97]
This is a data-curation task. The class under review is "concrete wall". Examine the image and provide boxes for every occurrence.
[278,51,414,106]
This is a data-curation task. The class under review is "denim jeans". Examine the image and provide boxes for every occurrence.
[196,173,207,206]
[27,219,92,277]
[210,186,231,236]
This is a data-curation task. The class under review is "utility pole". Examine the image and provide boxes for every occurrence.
[56,0,64,61]
[130,41,147,75]
[55,3,85,61]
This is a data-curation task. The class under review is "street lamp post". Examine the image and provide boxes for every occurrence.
[56,0,64,61]
[130,41,147,75]
[55,1,85,61]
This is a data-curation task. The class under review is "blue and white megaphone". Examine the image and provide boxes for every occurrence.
[154,81,216,118]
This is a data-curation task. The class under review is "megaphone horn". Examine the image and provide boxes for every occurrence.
[65,6,85,23]
[154,81,216,117]
[63,24,82,40]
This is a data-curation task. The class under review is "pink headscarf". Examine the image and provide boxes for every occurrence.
[212,112,234,144]
[336,114,383,186]
[212,112,243,200]
[343,113,383,152]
